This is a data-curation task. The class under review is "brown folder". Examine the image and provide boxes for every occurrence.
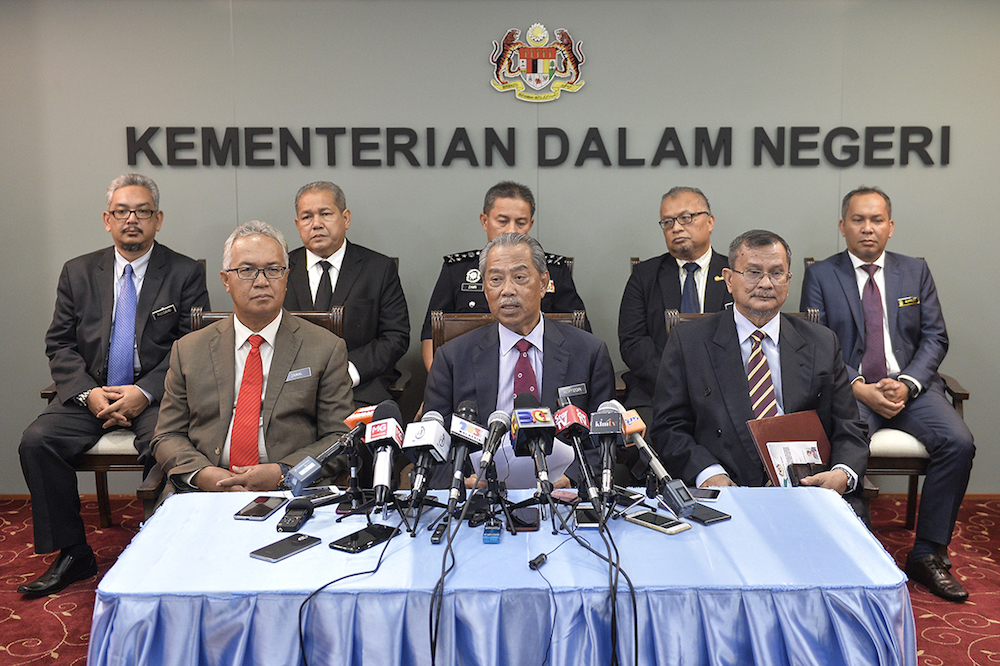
[746,410,830,486]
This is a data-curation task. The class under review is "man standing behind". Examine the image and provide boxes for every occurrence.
[18,173,209,597]
[619,186,732,415]
[424,233,614,488]
[801,187,974,602]
[652,230,869,520]
[283,181,409,407]
[420,181,589,370]
[152,221,355,496]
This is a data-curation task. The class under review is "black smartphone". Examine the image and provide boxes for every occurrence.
[249,533,320,562]
[336,490,376,514]
[614,486,646,507]
[787,463,828,487]
[624,509,691,535]
[329,524,400,553]
[235,496,288,521]
[511,506,540,532]
[573,503,602,529]
[688,503,732,525]
[689,487,721,502]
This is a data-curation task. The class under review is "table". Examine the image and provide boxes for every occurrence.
[89,488,916,665]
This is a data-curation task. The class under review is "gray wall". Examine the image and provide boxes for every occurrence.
[2,0,997,495]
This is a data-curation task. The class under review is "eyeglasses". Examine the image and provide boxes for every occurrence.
[658,211,709,229]
[110,208,157,220]
[225,266,289,280]
[730,269,792,285]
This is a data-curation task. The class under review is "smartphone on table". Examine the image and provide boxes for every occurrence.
[235,496,288,521]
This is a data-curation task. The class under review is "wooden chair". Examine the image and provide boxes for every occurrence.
[430,310,587,356]
[136,307,343,514]
[803,257,970,529]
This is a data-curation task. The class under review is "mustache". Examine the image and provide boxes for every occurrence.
[499,298,521,307]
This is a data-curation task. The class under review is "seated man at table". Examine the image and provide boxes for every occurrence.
[650,229,870,521]
[424,232,614,488]
[151,221,355,496]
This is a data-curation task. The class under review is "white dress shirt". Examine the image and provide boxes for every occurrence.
[674,247,714,313]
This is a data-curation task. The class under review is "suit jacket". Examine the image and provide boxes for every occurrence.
[651,311,869,488]
[284,242,410,405]
[800,250,948,390]
[423,316,615,481]
[618,250,731,404]
[151,311,355,484]
[45,242,210,405]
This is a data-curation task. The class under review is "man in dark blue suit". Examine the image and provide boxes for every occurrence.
[424,233,614,489]
[18,174,210,597]
[801,186,974,602]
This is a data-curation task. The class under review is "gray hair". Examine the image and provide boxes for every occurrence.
[841,186,891,220]
[661,186,711,213]
[484,181,535,218]
[294,181,346,213]
[222,221,289,270]
[107,173,160,209]
[728,229,791,269]
[479,232,547,276]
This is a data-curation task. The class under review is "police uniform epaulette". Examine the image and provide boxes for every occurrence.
[544,253,568,266]
[444,250,480,264]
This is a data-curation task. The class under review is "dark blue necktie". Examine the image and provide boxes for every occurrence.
[107,264,137,386]
[680,262,700,313]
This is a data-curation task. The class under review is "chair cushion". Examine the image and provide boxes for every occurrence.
[83,429,138,456]
[869,428,929,459]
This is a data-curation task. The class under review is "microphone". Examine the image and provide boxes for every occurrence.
[607,403,696,518]
[511,394,556,495]
[554,403,599,503]
[402,411,451,504]
[446,401,486,513]
[365,400,405,507]
[284,422,366,496]
[590,400,625,499]
[477,410,512,475]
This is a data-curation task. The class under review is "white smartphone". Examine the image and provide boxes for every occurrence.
[573,503,602,529]
[625,509,691,535]
[689,487,721,502]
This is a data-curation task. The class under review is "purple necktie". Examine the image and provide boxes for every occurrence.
[513,339,539,401]
[861,264,888,384]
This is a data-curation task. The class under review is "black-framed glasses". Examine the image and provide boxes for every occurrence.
[110,208,157,220]
[225,266,288,280]
[730,268,791,285]
[658,211,709,229]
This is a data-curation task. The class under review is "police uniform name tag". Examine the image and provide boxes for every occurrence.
[898,296,920,307]
[286,367,312,382]
[461,283,484,292]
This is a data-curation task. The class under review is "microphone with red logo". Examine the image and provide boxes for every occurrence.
[511,393,556,496]
[554,402,599,503]
[365,400,405,508]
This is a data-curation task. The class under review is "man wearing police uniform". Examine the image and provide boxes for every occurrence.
[420,181,589,369]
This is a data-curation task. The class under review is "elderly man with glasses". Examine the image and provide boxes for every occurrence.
[18,173,210,597]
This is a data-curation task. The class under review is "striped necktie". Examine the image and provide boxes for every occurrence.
[748,329,778,420]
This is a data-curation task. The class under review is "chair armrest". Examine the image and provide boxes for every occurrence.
[615,370,627,400]
[137,462,166,502]
[861,475,880,499]
[939,373,969,417]
[388,368,411,401]
[41,383,57,402]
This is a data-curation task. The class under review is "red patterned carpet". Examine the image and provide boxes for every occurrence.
[1,494,999,665]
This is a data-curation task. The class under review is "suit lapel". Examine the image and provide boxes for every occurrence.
[209,316,237,464]
[882,253,901,341]
[134,243,165,360]
[331,242,361,306]
[706,314,756,460]
[540,317,569,407]
[834,252,865,343]
[473,325,501,415]
[263,312,300,431]
[96,249,116,378]
[656,256,682,310]
[777,315,811,413]
[287,248,314,309]
[704,251,730,312]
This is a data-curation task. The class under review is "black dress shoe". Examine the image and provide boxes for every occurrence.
[905,552,968,602]
[18,548,98,598]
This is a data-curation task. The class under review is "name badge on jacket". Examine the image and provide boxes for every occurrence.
[151,304,177,319]
[286,367,312,382]
[897,296,920,307]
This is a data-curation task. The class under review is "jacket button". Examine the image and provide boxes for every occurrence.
[704,388,712,396]
[716,429,722,437]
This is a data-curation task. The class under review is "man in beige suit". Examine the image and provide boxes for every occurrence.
[152,221,354,495]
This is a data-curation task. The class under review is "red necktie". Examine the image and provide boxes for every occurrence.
[513,338,539,401]
[861,264,888,384]
[230,334,264,471]
[748,330,778,420]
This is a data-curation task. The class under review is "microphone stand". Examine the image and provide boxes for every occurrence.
[481,458,518,535]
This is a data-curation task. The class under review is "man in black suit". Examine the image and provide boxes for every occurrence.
[18,174,210,597]
[651,229,869,520]
[424,233,614,489]
[283,181,409,408]
[801,186,974,602]
[619,186,732,414]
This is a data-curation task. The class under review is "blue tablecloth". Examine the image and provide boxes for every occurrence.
[89,487,915,665]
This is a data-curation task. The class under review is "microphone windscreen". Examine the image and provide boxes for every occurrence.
[456,400,479,423]
[487,410,511,429]
[422,410,445,426]
[372,399,402,423]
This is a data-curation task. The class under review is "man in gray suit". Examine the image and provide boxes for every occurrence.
[19,173,210,597]
[152,221,354,496]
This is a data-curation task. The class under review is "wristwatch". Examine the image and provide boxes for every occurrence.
[75,389,93,407]
[898,377,920,400]
[277,462,292,490]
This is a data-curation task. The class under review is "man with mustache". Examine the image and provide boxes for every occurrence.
[423,233,614,488]
[650,230,870,521]
[801,187,974,602]
[18,173,210,597]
